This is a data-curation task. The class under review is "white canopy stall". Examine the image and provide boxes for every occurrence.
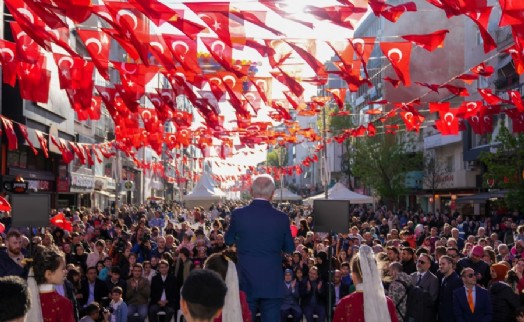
[273,187,302,201]
[304,183,373,204]
[183,172,225,208]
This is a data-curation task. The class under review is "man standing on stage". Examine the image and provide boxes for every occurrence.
[225,174,295,322]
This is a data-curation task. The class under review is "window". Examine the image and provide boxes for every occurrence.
[446,156,454,172]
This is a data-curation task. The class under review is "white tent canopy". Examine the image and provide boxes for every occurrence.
[273,187,302,201]
[304,183,373,204]
[183,172,225,207]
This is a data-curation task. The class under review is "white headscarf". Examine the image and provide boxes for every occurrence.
[359,245,391,322]
[222,260,243,322]
[27,268,44,322]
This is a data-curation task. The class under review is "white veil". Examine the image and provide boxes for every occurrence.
[27,268,44,322]
[222,260,243,322]
[359,245,391,322]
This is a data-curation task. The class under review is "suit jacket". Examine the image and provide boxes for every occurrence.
[150,273,178,310]
[281,281,301,311]
[79,278,108,307]
[438,272,463,322]
[224,199,294,299]
[452,285,493,322]
[411,271,439,303]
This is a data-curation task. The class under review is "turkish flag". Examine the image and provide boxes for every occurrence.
[50,212,72,232]
[185,3,246,47]
[9,21,41,64]
[69,142,86,165]
[399,110,424,132]
[271,67,305,97]
[53,54,94,90]
[326,40,355,68]
[326,88,347,110]
[435,108,460,135]
[18,124,37,155]
[416,82,441,93]
[470,62,494,76]
[162,34,201,73]
[201,37,243,77]
[285,40,328,83]
[0,40,18,86]
[457,101,482,118]
[380,42,412,86]
[499,0,524,26]
[0,196,11,212]
[305,5,367,29]
[35,130,49,158]
[401,30,449,52]
[505,108,524,132]
[440,84,469,96]
[465,8,497,53]
[259,0,314,28]
[367,123,377,136]
[478,88,503,105]
[509,90,524,112]
[17,62,51,103]
[76,29,111,80]
[1,117,17,150]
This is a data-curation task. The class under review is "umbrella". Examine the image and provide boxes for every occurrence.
[50,212,72,232]
[0,196,11,212]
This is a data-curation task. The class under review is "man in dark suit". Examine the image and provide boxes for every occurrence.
[437,255,463,322]
[225,174,295,322]
[453,267,492,322]
[411,253,439,322]
[80,267,109,308]
[281,269,301,322]
[148,260,177,322]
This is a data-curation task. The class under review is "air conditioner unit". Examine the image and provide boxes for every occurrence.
[465,160,479,171]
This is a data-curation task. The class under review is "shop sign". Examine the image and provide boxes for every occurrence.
[70,173,94,191]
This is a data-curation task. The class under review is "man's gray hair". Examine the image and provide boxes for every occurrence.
[251,174,276,199]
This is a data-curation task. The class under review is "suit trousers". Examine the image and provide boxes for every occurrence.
[249,298,282,322]
[148,304,175,322]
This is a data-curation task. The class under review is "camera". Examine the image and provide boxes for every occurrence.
[101,307,114,314]
[115,238,126,253]
[142,233,151,243]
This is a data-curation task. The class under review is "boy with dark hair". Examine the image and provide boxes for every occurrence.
[180,270,227,322]
[0,275,31,322]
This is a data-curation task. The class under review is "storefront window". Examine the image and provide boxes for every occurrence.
[19,150,28,168]
[7,150,20,167]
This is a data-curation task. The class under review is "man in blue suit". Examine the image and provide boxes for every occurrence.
[452,267,492,322]
[225,174,295,322]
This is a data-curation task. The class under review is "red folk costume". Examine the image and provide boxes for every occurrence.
[40,285,76,322]
[214,290,252,322]
[333,290,399,322]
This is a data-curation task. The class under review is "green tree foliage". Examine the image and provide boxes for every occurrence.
[479,124,524,212]
[266,146,288,167]
[352,135,422,206]
[328,107,355,188]
[423,153,448,213]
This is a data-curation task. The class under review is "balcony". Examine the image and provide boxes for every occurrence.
[424,133,462,149]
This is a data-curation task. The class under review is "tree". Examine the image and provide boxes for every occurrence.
[328,106,355,189]
[352,134,422,207]
[266,146,288,167]
[423,151,448,214]
[479,123,524,212]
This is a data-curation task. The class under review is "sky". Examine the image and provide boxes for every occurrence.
[155,0,365,177]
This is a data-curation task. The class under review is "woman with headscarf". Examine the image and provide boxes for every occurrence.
[489,263,520,322]
[204,251,251,322]
[333,245,398,322]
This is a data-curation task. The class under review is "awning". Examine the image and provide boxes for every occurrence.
[455,190,508,204]
[497,55,513,69]
[94,190,115,198]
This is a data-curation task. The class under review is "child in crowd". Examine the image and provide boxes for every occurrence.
[109,287,128,322]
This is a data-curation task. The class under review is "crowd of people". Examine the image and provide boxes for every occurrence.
[1,176,524,321]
